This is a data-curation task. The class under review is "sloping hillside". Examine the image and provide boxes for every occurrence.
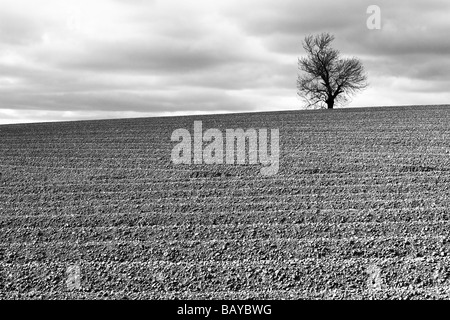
[1,105,450,299]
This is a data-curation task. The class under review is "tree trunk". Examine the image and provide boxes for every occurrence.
[326,98,334,109]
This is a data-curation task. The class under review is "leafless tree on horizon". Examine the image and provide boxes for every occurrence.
[297,32,368,109]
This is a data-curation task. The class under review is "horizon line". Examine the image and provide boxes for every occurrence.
[1,104,449,127]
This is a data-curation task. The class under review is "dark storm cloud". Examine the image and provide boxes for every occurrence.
[1,0,450,124]
[224,0,364,37]
[55,38,253,74]
[228,0,450,55]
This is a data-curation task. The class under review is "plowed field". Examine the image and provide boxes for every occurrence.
[1,105,450,299]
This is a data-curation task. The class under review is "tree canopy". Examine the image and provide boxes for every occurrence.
[297,33,368,109]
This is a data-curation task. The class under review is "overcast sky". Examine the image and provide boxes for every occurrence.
[0,0,449,124]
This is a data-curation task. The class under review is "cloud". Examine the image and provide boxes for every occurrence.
[0,0,450,124]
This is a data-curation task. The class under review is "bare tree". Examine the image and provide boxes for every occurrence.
[297,33,368,109]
